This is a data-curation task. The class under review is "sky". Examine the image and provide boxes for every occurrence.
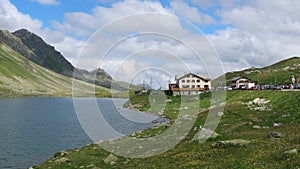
[1,0,300,88]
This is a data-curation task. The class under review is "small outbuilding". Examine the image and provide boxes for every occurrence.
[231,76,255,89]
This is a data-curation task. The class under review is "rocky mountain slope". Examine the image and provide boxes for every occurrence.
[0,42,110,97]
[0,29,128,90]
[12,29,76,77]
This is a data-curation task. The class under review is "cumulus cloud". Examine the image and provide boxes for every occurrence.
[53,0,171,38]
[31,0,60,5]
[2,0,300,87]
[0,0,43,32]
[170,0,216,25]
[207,0,300,71]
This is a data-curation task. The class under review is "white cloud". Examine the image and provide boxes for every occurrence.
[53,0,171,38]
[31,0,59,5]
[0,0,82,59]
[2,0,300,87]
[207,0,300,71]
[170,0,216,25]
[0,0,43,32]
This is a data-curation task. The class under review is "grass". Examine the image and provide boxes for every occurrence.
[214,56,300,86]
[38,90,300,169]
[0,43,113,98]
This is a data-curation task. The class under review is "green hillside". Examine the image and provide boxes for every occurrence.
[39,90,300,168]
[220,57,300,86]
[0,42,111,97]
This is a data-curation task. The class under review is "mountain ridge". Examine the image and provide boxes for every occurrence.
[0,29,121,89]
[0,42,110,97]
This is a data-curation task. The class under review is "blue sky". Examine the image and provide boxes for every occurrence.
[1,0,300,86]
[9,0,226,34]
[10,0,104,28]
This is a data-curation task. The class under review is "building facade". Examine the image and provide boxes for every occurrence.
[169,73,211,96]
[231,76,255,89]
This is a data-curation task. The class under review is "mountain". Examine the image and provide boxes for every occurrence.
[0,30,39,64]
[217,57,300,86]
[0,42,110,97]
[0,29,123,89]
[12,29,75,77]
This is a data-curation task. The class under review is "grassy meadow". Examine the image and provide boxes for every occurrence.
[38,90,300,169]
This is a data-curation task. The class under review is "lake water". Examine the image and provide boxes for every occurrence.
[0,98,165,169]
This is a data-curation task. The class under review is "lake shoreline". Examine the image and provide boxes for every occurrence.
[31,97,170,169]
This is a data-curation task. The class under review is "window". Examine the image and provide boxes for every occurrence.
[182,80,185,83]
[192,80,195,83]
[187,80,190,83]
[182,85,190,88]
[192,85,195,88]
[197,80,200,83]
[197,85,200,88]
[205,80,209,83]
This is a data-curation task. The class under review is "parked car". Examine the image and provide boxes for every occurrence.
[239,85,247,90]
[292,84,300,89]
[282,85,291,89]
[265,85,272,90]
[250,86,258,90]
[224,86,233,90]
[272,85,281,90]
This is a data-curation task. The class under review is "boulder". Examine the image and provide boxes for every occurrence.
[54,150,70,158]
[273,123,282,127]
[284,149,299,155]
[247,98,270,111]
[217,112,224,117]
[165,99,173,103]
[252,98,270,106]
[104,154,118,165]
[54,157,70,163]
[212,139,251,148]
[267,132,282,138]
[192,128,221,142]
[252,125,261,129]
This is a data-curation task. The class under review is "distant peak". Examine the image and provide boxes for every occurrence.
[14,28,31,33]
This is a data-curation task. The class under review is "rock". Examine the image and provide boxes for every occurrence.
[181,114,193,121]
[253,107,267,111]
[252,98,270,106]
[55,157,70,163]
[248,122,253,125]
[273,123,281,127]
[252,125,261,129]
[54,150,70,158]
[267,132,282,138]
[193,128,221,142]
[104,154,118,165]
[284,149,299,155]
[86,164,95,168]
[247,98,270,111]
[212,139,251,148]
[282,113,291,118]
[152,120,158,123]
[165,99,173,103]
[92,167,100,169]
[217,112,224,117]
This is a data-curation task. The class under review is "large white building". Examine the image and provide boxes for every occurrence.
[169,73,211,96]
